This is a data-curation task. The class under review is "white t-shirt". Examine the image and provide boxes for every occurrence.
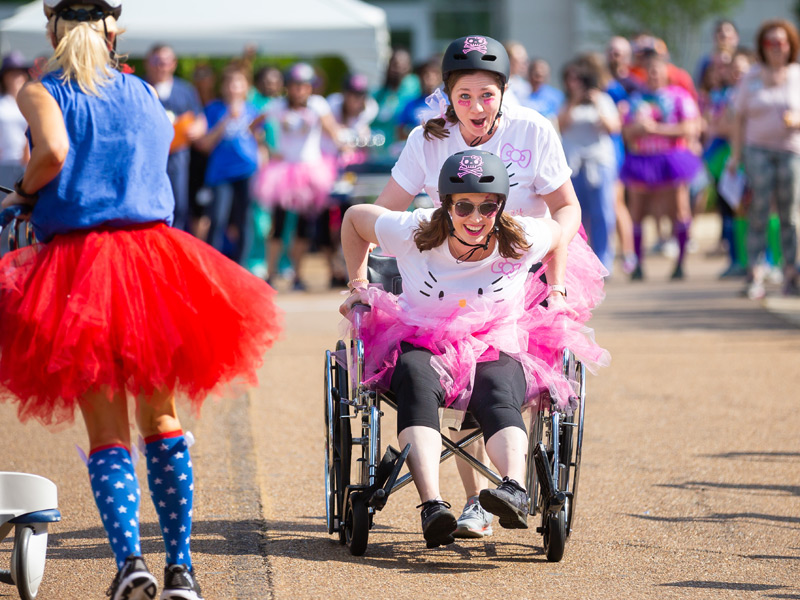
[559,91,619,171]
[320,92,378,156]
[374,208,552,316]
[0,94,28,165]
[391,103,571,218]
[264,94,331,163]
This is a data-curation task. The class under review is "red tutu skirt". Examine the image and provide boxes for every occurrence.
[0,223,282,426]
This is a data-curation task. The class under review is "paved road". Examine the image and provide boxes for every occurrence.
[2,224,799,599]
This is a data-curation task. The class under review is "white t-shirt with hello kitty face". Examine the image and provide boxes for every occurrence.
[374,208,552,316]
[391,103,572,218]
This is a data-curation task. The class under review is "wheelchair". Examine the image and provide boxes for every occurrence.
[0,472,62,600]
[324,253,586,560]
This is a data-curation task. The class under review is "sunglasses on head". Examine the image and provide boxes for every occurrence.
[453,200,501,218]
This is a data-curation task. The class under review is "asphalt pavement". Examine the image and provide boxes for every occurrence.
[1,214,798,599]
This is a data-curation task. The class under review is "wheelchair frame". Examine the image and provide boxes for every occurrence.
[324,304,587,560]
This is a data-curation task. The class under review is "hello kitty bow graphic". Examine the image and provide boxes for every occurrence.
[458,155,484,178]
[463,36,488,55]
[491,259,522,278]
[501,143,532,168]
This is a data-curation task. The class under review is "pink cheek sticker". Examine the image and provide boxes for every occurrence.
[483,98,495,105]
[457,100,470,107]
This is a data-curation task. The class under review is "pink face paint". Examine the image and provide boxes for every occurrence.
[482,97,495,105]
[457,99,471,107]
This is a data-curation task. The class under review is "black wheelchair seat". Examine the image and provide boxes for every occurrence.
[367,252,403,295]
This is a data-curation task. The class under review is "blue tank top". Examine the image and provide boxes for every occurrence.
[33,70,174,242]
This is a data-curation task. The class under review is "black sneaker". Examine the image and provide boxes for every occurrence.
[106,556,157,600]
[670,263,684,281]
[417,499,457,548]
[630,264,644,281]
[478,477,530,529]
[160,564,203,600]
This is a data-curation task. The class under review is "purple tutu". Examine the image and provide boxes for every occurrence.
[620,149,701,187]
[252,158,336,214]
[343,272,610,418]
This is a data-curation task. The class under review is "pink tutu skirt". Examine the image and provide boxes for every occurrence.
[252,158,336,214]
[0,223,283,427]
[345,273,610,416]
[561,230,608,324]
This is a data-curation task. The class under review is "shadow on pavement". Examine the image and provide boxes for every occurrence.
[657,480,800,498]
[263,518,549,572]
[628,512,800,525]
[702,451,800,462]
[41,518,267,561]
[658,581,788,592]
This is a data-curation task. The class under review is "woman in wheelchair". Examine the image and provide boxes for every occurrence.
[339,150,608,548]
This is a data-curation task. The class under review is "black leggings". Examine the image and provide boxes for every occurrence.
[390,342,527,441]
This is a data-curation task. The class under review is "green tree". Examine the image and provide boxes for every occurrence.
[580,0,744,65]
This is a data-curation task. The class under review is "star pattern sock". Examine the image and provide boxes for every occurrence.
[87,445,141,570]
[145,430,194,568]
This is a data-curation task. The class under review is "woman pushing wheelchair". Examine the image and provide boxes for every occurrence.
[339,149,609,548]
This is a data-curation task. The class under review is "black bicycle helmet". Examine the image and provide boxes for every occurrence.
[441,35,510,85]
[44,0,122,18]
[438,150,509,202]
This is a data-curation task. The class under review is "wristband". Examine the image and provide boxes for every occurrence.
[14,177,38,202]
[348,278,369,290]
[548,284,567,298]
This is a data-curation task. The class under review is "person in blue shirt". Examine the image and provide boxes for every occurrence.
[523,58,565,123]
[0,3,281,598]
[144,43,207,233]
[396,58,442,141]
[196,61,262,265]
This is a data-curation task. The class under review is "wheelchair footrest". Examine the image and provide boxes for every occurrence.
[367,444,411,511]
[0,570,12,585]
[533,442,567,514]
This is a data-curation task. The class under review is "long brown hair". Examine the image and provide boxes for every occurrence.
[422,70,505,141]
[413,196,532,259]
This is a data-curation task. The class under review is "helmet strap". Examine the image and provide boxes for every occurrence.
[446,212,495,263]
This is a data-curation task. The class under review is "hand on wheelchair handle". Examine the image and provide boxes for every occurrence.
[0,198,33,225]
[339,288,370,317]
[545,292,578,319]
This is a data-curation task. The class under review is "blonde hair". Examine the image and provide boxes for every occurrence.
[44,6,121,95]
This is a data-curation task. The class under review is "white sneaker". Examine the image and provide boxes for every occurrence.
[453,495,494,538]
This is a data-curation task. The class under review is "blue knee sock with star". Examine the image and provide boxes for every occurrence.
[87,445,142,570]
[144,430,194,568]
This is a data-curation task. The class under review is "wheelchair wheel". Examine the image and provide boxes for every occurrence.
[543,507,567,563]
[334,342,353,545]
[343,495,369,556]
[325,343,353,542]
[13,525,46,600]
[561,352,586,537]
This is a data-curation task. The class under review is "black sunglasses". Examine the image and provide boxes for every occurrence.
[453,200,501,218]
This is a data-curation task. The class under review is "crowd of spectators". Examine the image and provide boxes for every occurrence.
[1,16,799,297]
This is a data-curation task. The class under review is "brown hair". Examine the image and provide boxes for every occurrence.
[413,196,531,259]
[756,19,800,64]
[421,69,505,141]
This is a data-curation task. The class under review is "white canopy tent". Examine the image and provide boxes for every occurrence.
[0,0,390,85]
